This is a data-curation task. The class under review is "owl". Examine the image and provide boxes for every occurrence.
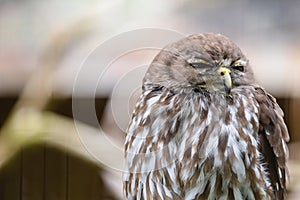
[123,33,289,199]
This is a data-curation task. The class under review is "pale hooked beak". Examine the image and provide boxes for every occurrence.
[218,67,232,94]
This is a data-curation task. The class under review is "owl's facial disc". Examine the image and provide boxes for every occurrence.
[188,57,247,94]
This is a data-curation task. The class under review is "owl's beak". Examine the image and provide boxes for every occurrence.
[218,67,232,94]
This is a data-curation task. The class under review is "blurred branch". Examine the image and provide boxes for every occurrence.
[0,14,98,166]
[0,109,122,170]
[0,13,122,188]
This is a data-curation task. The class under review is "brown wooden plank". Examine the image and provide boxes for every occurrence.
[89,168,120,200]
[0,153,22,200]
[67,156,96,200]
[290,98,300,141]
[67,155,119,200]
[0,97,18,128]
[21,144,45,200]
[44,146,67,200]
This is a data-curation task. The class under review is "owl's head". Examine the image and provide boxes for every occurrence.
[143,33,255,94]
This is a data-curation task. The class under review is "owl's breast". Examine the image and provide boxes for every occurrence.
[176,90,272,199]
[179,90,261,165]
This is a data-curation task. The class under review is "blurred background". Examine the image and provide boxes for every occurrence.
[0,0,300,199]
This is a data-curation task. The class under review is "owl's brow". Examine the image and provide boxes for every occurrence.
[164,46,215,66]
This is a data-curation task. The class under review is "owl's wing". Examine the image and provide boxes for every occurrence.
[123,87,183,199]
[255,87,290,199]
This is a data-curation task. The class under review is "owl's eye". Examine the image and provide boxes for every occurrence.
[232,65,244,72]
[188,58,212,69]
[232,60,247,72]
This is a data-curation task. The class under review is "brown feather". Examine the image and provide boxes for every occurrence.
[255,87,289,199]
